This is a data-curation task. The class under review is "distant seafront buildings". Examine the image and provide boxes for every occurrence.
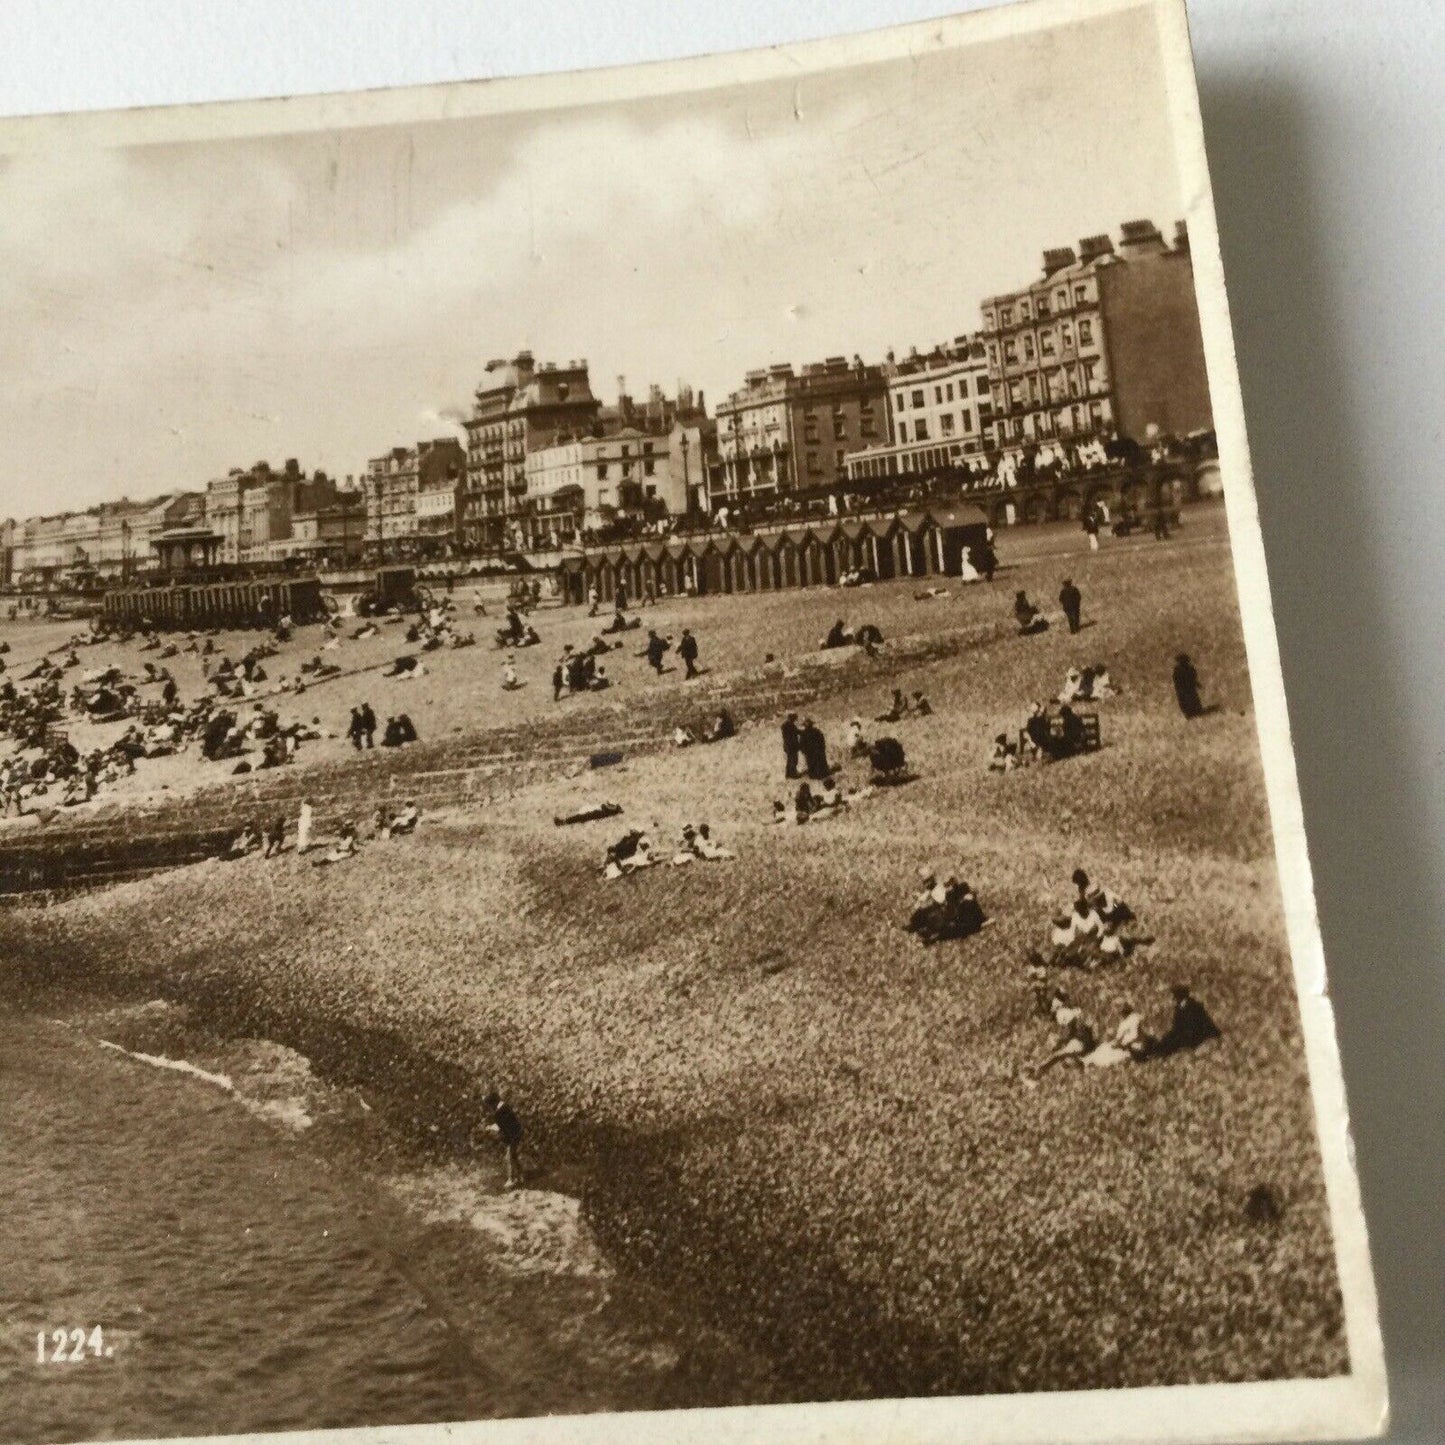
[1,219,1211,588]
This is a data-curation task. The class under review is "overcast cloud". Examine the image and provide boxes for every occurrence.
[0,5,1182,518]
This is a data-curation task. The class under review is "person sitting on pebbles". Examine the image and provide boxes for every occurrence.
[1014,590,1049,635]
[1027,991,1097,1077]
[501,656,523,690]
[602,825,659,880]
[989,731,1019,773]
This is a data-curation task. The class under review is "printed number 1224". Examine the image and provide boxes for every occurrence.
[37,1327,109,1363]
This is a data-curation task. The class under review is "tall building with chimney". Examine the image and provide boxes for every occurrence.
[460,352,600,553]
[979,219,1211,458]
[713,356,888,506]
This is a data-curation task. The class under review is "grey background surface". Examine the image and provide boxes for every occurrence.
[1,3,1440,1441]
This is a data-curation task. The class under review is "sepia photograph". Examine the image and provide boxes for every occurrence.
[0,1,1388,1442]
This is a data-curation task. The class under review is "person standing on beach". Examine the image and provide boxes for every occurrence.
[358,702,377,749]
[482,1090,524,1189]
[781,712,801,779]
[296,800,314,855]
[1059,578,1082,635]
[1172,653,1204,719]
[678,628,700,680]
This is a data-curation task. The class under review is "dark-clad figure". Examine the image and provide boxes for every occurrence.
[481,1090,525,1188]
[645,629,670,675]
[1155,983,1221,1056]
[799,717,831,780]
[1172,652,1204,719]
[1058,704,1087,757]
[1014,590,1048,635]
[678,628,700,680]
[1059,578,1082,635]
[781,712,801,779]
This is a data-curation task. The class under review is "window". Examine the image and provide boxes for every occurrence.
[1060,324,1074,348]
[1003,340,1017,364]
[807,452,822,475]
[915,419,930,441]
[643,459,655,476]
[642,441,653,455]
[897,421,909,443]
[934,386,943,405]
[945,383,954,401]
[620,444,630,457]
[1074,285,1088,303]
[1000,306,1013,326]
[1019,300,1031,319]
[894,393,906,411]
[1036,297,1050,317]
[835,448,847,470]
[1040,332,1056,357]
[940,413,955,436]
[912,389,924,408]
[596,463,608,480]
[833,416,847,439]
[645,484,657,498]
[961,407,973,431]
[1022,335,1035,361]
[1078,319,1094,345]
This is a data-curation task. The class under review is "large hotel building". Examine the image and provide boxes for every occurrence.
[980,218,1212,457]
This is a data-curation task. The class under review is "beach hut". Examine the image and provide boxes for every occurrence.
[559,556,586,605]
[929,503,990,576]
[866,517,902,579]
[686,535,720,596]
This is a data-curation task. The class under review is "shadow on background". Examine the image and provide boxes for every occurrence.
[1198,76,1443,1443]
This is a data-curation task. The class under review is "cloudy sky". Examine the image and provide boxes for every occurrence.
[0,4,1182,519]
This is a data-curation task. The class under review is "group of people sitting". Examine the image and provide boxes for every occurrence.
[1057,664,1116,705]
[821,618,884,653]
[1038,868,1150,968]
[495,606,542,650]
[601,818,738,878]
[905,865,989,944]
[875,688,931,722]
[553,644,612,698]
[773,774,858,825]
[1026,981,1221,1079]
[672,708,736,748]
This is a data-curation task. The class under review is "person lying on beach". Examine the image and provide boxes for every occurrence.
[913,586,950,601]
[822,619,855,649]
[911,692,932,716]
[501,658,523,690]
[555,799,623,827]
[383,654,422,679]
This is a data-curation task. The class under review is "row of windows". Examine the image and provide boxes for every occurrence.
[990,283,1095,329]
[990,399,1110,440]
[994,318,1097,367]
[898,405,988,443]
[893,375,990,411]
[995,361,1103,411]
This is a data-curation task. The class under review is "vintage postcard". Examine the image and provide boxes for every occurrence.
[0,1,1386,1442]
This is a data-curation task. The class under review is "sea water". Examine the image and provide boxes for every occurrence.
[0,1000,752,1445]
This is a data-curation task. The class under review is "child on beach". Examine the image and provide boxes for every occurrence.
[481,1091,525,1189]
